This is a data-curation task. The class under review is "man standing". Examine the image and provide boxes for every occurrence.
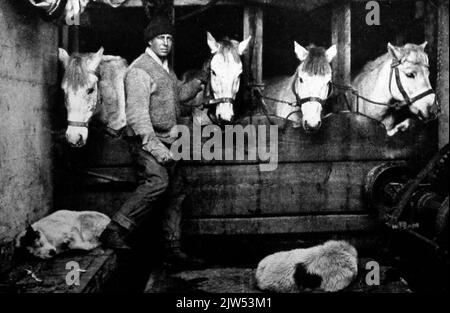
[102,16,204,268]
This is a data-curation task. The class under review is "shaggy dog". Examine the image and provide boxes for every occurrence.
[15,210,110,259]
[255,240,358,292]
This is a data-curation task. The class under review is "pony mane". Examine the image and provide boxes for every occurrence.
[63,53,92,89]
[216,37,241,63]
[358,53,390,75]
[302,45,331,76]
[358,44,429,76]
[402,43,429,66]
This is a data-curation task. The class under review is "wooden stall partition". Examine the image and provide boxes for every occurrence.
[243,5,264,88]
[437,0,449,148]
[331,1,351,103]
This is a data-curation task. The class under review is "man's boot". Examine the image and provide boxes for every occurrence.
[162,243,205,270]
[100,220,131,250]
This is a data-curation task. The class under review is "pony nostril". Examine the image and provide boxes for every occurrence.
[418,111,425,121]
[49,249,56,257]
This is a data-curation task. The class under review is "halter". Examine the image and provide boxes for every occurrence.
[291,71,334,108]
[201,59,236,109]
[67,120,90,128]
[333,58,440,121]
[67,70,100,129]
[388,58,436,110]
[256,71,334,126]
[198,57,237,126]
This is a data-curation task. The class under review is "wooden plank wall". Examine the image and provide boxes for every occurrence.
[56,113,436,236]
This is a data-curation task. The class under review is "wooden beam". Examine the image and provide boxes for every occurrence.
[243,5,263,87]
[59,25,70,52]
[116,0,405,9]
[425,0,437,86]
[69,26,80,53]
[170,1,175,67]
[437,0,449,148]
[331,1,351,98]
[183,214,377,235]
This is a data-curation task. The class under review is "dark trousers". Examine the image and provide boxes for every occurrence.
[112,137,185,249]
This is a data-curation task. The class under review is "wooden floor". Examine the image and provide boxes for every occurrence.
[2,249,118,293]
[144,258,411,293]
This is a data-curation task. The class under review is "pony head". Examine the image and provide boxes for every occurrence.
[294,42,336,132]
[58,47,104,147]
[387,42,438,122]
[206,32,251,123]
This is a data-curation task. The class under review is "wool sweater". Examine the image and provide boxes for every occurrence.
[124,52,201,144]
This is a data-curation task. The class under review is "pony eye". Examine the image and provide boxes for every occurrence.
[405,72,416,79]
[211,70,216,76]
[87,87,95,95]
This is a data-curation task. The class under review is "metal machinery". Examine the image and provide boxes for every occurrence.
[365,143,449,253]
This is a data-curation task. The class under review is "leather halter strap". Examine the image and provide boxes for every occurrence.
[66,70,100,129]
[388,59,435,109]
[291,72,333,107]
[204,97,235,107]
[199,58,237,127]
[67,121,89,128]
[201,60,237,109]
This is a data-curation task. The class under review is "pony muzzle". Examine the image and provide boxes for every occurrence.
[412,92,438,123]
[301,101,323,132]
[303,120,322,133]
[66,125,89,147]
[216,101,234,122]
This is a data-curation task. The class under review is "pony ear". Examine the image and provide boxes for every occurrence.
[58,48,70,69]
[420,41,428,50]
[238,36,252,56]
[326,44,337,63]
[207,32,220,54]
[87,47,104,71]
[294,41,308,61]
[387,43,403,60]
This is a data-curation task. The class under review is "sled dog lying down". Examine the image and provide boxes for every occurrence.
[255,240,358,292]
[15,210,110,259]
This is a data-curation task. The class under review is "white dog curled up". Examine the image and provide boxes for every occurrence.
[15,210,110,259]
[255,240,358,292]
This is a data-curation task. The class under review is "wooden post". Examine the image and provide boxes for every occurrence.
[170,2,175,68]
[331,2,351,105]
[60,25,70,52]
[69,26,80,53]
[243,6,263,89]
[425,1,437,85]
[437,0,449,147]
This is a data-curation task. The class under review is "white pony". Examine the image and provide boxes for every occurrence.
[58,47,128,147]
[182,32,251,126]
[263,43,337,132]
[352,42,438,136]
